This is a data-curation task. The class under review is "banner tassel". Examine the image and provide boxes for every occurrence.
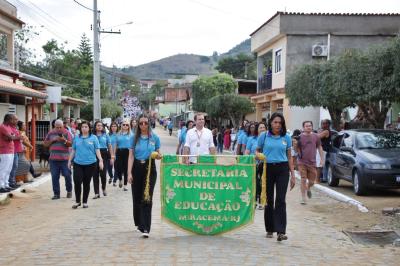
[257,153,267,206]
[143,152,159,203]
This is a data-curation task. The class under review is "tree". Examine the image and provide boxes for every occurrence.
[215,53,256,79]
[192,73,237,112]
[206,94,254,128]
[78,34,93,66]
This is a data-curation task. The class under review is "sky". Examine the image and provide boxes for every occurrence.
[8,0,400,68]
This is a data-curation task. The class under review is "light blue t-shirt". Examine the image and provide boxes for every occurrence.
[238,132,248,145]
[245,136,258,155]
[257,132,292,163]
[96,133,111,149]
[116,132,133,149]
[237,129,244,142]
[109,134,117,149]
[179,127,187,144]
[131,133,161,160]
[72,134,100,165]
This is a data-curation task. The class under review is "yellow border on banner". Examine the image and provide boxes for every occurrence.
[159,156,256,236]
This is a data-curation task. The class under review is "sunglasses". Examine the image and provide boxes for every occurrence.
[122,124,129,126]
[139,121,149,125]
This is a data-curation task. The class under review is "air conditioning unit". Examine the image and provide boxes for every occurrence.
[312,44,328,57]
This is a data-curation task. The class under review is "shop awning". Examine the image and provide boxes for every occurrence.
[0,79,47,99]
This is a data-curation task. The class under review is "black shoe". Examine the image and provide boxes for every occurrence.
[6,186,16,191]
[51,195,60,200]
[33,173,42,178]
[277,233,288,241]
[10,184,20,189]
[0,188,10,193]
[108,178,112,184]
[72,202,81,209]
[66,192,72,198]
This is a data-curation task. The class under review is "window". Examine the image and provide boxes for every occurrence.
[0,33,7,61]
[274,49,282,73]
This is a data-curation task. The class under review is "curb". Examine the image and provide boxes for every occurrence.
[0,173,51,204]
[295,172,369,213]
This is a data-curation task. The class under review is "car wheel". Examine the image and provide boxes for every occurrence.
[327,164,339,187]
[353,170,367,196]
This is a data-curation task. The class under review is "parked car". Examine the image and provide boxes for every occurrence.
[327,129,400,195]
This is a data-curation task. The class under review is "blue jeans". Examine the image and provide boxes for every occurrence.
[322,152,337,182]
[8,153,18,186]
[49,160,72,196]
[217,143,223,153]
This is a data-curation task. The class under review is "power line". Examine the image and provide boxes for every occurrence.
[24,0,82,41]
[73,0,94,12]
[12,0,75,43]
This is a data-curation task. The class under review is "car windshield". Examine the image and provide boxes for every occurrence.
[356,131,400,149]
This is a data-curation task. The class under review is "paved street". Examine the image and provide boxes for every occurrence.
[0,127,399,266]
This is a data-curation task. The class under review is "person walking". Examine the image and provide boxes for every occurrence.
[217,127,224,154]
[244,122,262,208]
[236,121,249,155]
[8,114,22,188]
[127,114,162,238]
[223,127,231,150]
[92,121,114,198]
[256,113,295,241]
[183,114,216,164]
[319,119,332,183]
[108,122,118,184]
[0,114,20,193]
[68,121,103,209]
[167,118,173,136]
[17,121,41,178]
[114,119,133,191]
[297,121,324,205]
[44,119,73,200]
[176,120,193,155]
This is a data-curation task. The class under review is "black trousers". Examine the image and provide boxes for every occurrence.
[93,149,109,194]
[115,148,129,185]
[256,162,263,202]
[131,159,157,232]
[264,162,289,234]
[73,162,96,204]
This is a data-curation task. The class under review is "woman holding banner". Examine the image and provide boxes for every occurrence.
[256,113,295,241]
[127,114,162,238]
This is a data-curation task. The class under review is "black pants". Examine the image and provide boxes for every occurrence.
[256,162,263,203]
[73,162,96,204]
[115,148,129,185]
[264,162,289,234]
[131,159,157,232]
[93,149,109,195]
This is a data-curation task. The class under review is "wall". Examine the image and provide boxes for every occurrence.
[158,102,188,117]
[251,15,281,54]
[286,106,320,131]
[286,35,396,77]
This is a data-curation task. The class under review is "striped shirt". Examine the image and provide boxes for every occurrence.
[44,129,72,161]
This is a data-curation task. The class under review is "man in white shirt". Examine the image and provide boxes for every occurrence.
[183,114,216,164]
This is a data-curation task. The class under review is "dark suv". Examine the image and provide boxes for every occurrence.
[327,129,400,195]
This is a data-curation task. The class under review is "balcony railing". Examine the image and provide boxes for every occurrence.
[258,73,272,93]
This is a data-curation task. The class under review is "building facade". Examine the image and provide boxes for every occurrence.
[250,12,400,130]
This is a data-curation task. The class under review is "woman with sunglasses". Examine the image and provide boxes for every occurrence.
[127,114,162,238]
[108,122,119,184]
[256,113,295,241]
[244,122,261,209]
[68,121,103,209]
[92,121,114,198]
[114,119,133,191]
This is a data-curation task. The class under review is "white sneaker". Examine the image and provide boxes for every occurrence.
[300,199,307,205]
[123,186,128,191]
[142,232,149,238]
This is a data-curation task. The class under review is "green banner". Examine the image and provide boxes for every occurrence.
[161,155,255,235]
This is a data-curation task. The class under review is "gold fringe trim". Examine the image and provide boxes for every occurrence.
[143,152,159,203]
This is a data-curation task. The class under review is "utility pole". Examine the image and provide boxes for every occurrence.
[92,0,122,121]
[93,0,101,121]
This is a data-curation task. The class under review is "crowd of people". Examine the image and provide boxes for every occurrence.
[0,111,340,241]
[0,114,42,194]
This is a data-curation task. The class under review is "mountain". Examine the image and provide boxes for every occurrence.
[106,39,251,80]
[220,38,251,58]
[119,54,217,79]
